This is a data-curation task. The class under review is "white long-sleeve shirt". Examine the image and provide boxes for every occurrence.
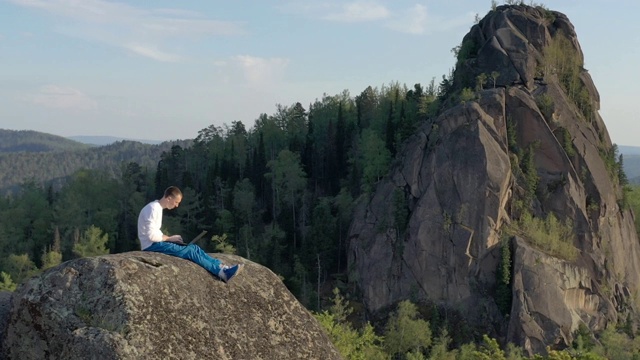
[138,200,165,250]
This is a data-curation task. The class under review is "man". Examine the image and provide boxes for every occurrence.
[138,186,242,283]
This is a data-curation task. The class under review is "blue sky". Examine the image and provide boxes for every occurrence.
[0,1,638,146]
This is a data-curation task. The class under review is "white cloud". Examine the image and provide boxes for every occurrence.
[385,4,428,34]
[152,8,205,18]
[280,1,472,35]
[385,4,475,35]
[124,43,183,63]
[27,85,97,111]
[6,0,246,62]
[234,56,290,89]
[7,0,137,23]
[323,1,390,22]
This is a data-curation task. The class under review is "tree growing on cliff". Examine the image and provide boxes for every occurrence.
[476,73,488,91]
[496,239,512,316]
[360,129,391,193]
[491,71,500,88]
[460,88,476,103]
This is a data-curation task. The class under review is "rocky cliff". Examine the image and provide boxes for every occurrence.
[0,252,341,360]
[348,4,640,355]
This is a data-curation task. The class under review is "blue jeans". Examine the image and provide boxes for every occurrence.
[144,242,223,277]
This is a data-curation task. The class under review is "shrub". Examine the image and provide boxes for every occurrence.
[0,271,17,292]
[459,88,476,103]
[520,144,540,207]
[212,233,236,254]
[506,117,520,155]
[508,212,578,261]
[543,31,595,123]
[555,127,576,158]
[536,93,554,120]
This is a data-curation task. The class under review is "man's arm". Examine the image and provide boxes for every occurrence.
[164,235,184,244]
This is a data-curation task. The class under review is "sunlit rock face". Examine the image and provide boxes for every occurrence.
[349,4,640,356]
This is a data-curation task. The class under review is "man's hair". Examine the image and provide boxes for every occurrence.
[163,186,182,199]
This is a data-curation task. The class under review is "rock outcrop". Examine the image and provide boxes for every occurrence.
[348,4,640,355]
[1,252,341,360]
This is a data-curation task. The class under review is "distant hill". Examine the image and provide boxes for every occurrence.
[620,145,640,184]
[0,130,193,194]
[623,154,640,184]
[67,135,163,146]
[619,145,640,156]
[0,129,91,152]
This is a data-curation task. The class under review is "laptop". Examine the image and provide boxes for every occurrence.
[168,230,208,246]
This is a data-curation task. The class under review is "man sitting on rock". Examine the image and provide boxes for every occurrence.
[137,186,242,283]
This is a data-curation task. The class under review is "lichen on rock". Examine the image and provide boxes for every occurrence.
[2,252,341,360]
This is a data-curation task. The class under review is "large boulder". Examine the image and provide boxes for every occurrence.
[1,252,341,360]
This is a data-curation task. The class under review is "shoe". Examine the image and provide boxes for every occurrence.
[218,264,243,283]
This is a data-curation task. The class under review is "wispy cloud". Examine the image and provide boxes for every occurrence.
[27,85,97,111]
[385,4,428,34]
[281,1,472,35]
[323,1,390,23]
[384,4,475,35]
[234,56,290,89]
[6,0,246,62]
[124,43,183,63]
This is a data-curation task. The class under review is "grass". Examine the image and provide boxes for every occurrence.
[506,212,578,261]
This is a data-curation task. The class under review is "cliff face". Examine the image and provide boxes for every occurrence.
[348,4,640,355]
[0,253,341,360]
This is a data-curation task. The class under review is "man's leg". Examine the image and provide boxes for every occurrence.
[144,242,223,277]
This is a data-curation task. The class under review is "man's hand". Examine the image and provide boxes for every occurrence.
[167,235,184,244]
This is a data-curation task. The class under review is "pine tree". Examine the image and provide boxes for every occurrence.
[385,101,396,156]
[73,225,109,258]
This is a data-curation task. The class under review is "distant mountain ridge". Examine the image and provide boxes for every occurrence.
[0,129,192,194]
[0,129,91,152]
[620,145,640,155]
[67,135,163,146]
[619,146,640,183]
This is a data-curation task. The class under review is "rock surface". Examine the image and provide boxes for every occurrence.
[349,4,640,356]
[0,291,11,359]
[508,236,616,353]
[1,252,341,360]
